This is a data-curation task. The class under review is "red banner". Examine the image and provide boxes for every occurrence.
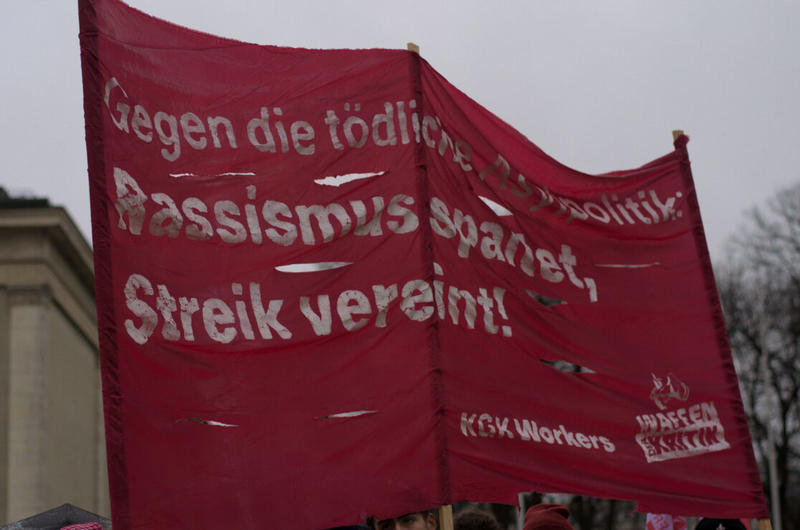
[79,0,767,527]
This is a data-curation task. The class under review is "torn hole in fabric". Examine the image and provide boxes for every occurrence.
[595,262,660,269]
[169,171,256,178]
[316,410,377,420]
[540,360,596,374]
[176,417,238,427]
[478,196,513,216]
[276,262,352,273]
[314,171,385,187]
[525,290,565,307]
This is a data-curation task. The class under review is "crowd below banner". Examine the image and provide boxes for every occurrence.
[328,503,752,530]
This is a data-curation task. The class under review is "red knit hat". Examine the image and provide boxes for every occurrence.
[523,504,573,530]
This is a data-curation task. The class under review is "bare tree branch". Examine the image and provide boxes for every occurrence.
[717,183,800,526]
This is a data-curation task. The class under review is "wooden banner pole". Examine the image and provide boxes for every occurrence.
[406,38,453,530]
[676,124,770,530]
[438,505,454,530]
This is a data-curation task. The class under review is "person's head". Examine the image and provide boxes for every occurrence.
[522,504,573,530]
[375,511,437,530]
[694,519,746,530]
[454,507,501,530]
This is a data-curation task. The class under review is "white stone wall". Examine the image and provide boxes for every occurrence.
[0,207,107,523]
[45,292,102,514]
[7,295,50,521]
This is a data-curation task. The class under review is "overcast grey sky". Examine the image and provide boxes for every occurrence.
[2,1,798,260]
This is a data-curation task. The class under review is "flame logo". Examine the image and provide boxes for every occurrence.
[649,373,689,410]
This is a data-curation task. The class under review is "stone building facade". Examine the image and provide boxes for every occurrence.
[0,189,109,523]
